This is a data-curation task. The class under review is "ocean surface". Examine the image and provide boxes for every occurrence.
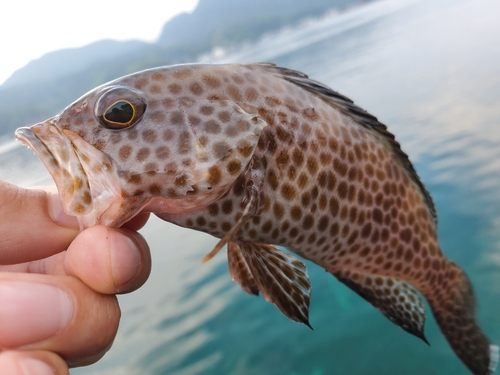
[1,0,500,374]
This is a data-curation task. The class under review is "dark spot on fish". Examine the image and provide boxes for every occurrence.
[119,145,132,161]
[268,169,279,190]
[292,148,304,167]
[318,216,329,231]
[280,183,296,201]
[227,85,242,101]
[273,202,285,219]
[73,203,85,214]
[404,249,414,262]
[178,131,192,154]
[285,207,300,225]
[337,182,348,200]
[155,146,170,160]
[329,197,339,217]
[175,175,188,188]
[330,222,339,236]
[208,204,219,216]
[297,173,308,188]
[221,222,232,232]
[221,200,233,215]
[237,140,253,157]
[189,115,201,126]
[200,75,220,88]
[400,228,412,243]
[245,87,258,101]
[128,174,142,184]
[307,157,318,175]
[150,84,162,94]
[276,151,289,168]
[136,148,150,162]
[200,105,214,116]
[142,129,157,143]
[302,214,314,230]
[213,141,231,159]
[218,111,231,123]
[82,191,91,205]
[207,166,222,185]
[163,129,175,142]
[227,159,242,174]
[170,111,184,125]
[149,184,162,194]
[135,78,148,89]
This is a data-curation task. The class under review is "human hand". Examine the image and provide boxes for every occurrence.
[0,180,152,374]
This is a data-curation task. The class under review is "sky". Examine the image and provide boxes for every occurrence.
[0,0,199,85]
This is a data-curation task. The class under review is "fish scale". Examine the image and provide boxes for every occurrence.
[15,63,497,375]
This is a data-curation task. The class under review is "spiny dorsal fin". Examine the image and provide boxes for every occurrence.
[256,63,437,224]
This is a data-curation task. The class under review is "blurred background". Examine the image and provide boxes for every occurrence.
[1,0,500,374]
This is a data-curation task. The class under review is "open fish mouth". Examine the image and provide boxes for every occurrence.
[15,121,92,214]
[15,122,125,229]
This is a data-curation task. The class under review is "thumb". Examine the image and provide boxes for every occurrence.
[0,181,79,265]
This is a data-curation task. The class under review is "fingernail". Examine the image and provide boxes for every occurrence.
[20,358,55,375]
[48,193,79,229]
[110,231,142,290]
[0,282,73,347]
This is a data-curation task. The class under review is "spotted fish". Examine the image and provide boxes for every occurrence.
[15,63,498,374]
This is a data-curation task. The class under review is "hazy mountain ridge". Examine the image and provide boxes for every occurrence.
[0,0,368,136]
[2,40,148,89]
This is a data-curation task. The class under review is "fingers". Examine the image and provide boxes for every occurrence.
[0,350,69,375]
[121,212,150,231]
[0,181,79,265]
[0,272,120,367]
[64,226,151,294]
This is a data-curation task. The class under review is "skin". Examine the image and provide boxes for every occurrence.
[0,180,151,374]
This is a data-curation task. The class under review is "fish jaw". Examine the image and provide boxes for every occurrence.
[16,123,132,229]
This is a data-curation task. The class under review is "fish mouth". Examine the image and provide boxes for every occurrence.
[16,122,90,215]
[16,122,127,229]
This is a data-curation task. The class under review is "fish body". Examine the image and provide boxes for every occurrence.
[15,63,497,374]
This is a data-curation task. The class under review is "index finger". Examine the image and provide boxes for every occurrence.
[0,181,79,265]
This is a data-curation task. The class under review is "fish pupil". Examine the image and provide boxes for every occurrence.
[105,101,134,124]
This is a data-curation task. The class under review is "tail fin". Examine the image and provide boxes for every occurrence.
[429,262,498,375]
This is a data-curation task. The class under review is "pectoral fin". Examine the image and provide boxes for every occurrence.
[334,269,428,343]
[202,157,264,263]
[227,242,259,296]
[239,242,312,328]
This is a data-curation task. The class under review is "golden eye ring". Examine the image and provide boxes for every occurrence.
[103,100,136,127]
[95,86,147,130]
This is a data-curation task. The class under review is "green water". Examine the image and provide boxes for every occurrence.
[2,0,500,374]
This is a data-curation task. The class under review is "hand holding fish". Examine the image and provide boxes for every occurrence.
[0,180,152,374]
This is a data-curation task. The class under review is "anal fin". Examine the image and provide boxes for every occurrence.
[240,242,312,328]
[334,269,428,343]
[227,242,259,296]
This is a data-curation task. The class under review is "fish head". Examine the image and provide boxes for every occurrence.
[15,65,267,229]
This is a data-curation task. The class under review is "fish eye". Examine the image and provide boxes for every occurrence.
[95,86,147,130]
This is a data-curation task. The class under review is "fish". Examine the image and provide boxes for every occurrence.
[15,63,498,375]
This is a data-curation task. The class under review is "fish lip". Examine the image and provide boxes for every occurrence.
[15,122,94,224]
[15,126,50,159]
[15,124,65,181]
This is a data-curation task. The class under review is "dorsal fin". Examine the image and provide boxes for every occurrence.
[256,63,437,224]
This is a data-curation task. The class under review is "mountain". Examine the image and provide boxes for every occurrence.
[0,0,367,137]
[158,0,354,49]
[2,40,148,89]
